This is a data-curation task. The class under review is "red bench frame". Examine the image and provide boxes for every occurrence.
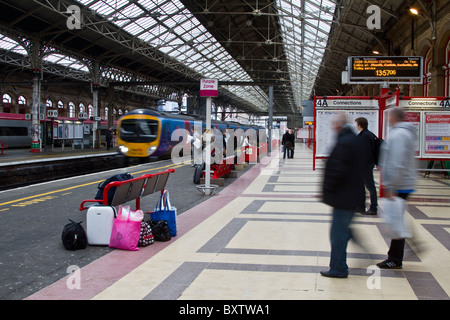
[79,168,175,211]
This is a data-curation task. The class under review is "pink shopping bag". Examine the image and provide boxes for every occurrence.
[109,212,141,251]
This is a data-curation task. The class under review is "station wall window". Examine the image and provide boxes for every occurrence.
[2,93,12,103]
[58,100,64,108]
[68,101,75,118]
[18,95,26,105]
[46,99,53,108]
[88,104,93,118]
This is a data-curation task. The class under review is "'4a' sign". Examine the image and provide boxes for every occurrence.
[439,100,450,108]
[316,99,328,107]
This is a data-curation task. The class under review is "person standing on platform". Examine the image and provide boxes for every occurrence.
[321,112,365,278]
[106,127,113,150]
[281,129,290,159]
[355,117,378,215]
[287,129,295,158]
[377,107,417,269]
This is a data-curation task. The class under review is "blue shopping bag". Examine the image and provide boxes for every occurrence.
[151,191,177,237]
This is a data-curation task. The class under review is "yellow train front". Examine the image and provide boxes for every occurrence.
[116,109,195,160]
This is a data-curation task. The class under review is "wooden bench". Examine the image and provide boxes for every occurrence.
[79,168,175,211]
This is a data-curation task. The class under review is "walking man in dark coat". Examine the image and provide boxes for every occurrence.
[321,112,365,278]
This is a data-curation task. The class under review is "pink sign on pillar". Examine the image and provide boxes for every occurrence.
[200,79,218,97]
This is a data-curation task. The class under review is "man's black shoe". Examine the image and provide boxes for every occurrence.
[320,271,348,278]
[361,209,377,215]
[376,259,402,269]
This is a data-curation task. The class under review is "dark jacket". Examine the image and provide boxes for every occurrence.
[106,130,113,142]
[358,128,376,165]
[286,132,295,149]
[282,132,288,145]
[322,126,365,211]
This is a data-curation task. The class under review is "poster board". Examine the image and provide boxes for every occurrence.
[382,96,450,160]
[314,98,379,158]
[383,109,421,157]
[315,110,341,157]
[347,110,379,136]
[297,127,309,139]
[422,112,450,158]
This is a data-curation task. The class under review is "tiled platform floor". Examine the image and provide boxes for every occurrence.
[27,144,450,300]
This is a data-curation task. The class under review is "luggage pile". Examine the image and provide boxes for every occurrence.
[62,173,177,251]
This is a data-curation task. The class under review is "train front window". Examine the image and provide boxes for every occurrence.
[120,119,158,143]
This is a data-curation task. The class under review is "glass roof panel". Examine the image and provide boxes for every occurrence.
[77,0,267,110]
[73,0,337,111]
[275,0,336,105]
[0,35,27,55]
[43,53,90,72]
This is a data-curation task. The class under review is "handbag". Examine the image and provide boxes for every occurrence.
[149,220,171,242]
[151,191,178,237]
[379,196,412,239]
[109,207,142,251]
[139,221,154,246]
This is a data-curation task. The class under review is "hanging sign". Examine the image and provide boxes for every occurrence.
[200,79,218,97]
[348,56,422,82]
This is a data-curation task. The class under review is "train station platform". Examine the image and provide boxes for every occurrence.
[0,146,117,166]
[22,143,450,301]
[0,146,125,190]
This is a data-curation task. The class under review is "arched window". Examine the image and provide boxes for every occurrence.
[79,103,85,113]
[18,95,27,105]
[88,104,93,118]
[444,37,450,97]
[68,101,75,118]
[423,48,432,96]
[57,100,64,108]
[2,93,12,103]
[46,99,53,108]
[105,107,109,119]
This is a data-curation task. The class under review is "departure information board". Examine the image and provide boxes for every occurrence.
[348,56,422,82]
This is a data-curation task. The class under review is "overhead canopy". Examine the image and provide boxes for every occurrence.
[4,0,402,117]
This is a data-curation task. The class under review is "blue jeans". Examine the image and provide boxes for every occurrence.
[364,164,378,211]
[329,208,354,276]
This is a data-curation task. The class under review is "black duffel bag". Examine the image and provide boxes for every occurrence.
[62,219,88,250]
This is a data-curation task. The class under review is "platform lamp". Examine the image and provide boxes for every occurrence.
[408,5,437,42]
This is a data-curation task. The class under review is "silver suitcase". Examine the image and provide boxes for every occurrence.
[86,206,116,245]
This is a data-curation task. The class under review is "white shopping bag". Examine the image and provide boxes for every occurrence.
[379,196,412,239]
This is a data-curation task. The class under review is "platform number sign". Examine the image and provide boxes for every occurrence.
[440,100,450,108]
[316,99,328,107]
[47,110,58,118]
[78,112,88,120]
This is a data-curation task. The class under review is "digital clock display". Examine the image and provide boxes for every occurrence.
[349,56,422,81]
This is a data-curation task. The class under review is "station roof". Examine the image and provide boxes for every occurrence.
[0,0,410,116]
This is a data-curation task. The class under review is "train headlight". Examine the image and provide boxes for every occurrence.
[147,145,157,155]
[119,145,129,154]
